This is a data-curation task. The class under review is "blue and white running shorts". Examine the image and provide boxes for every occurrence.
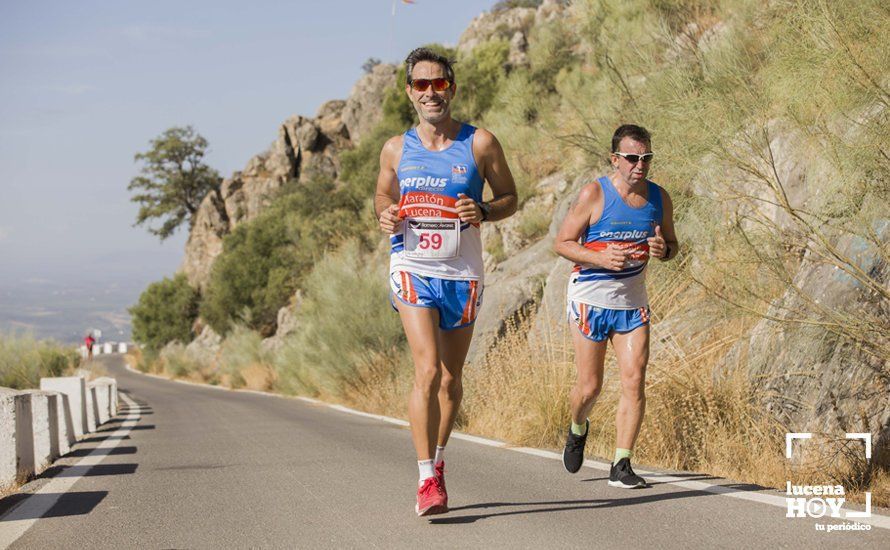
[390,271,483,331]
[567,300,650,342]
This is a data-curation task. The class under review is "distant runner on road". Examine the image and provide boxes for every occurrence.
[84,333,96,361]
[554,124,678,488]
[375,47,518,516]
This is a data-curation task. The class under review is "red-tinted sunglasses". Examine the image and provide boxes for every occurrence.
[410,78,452,92]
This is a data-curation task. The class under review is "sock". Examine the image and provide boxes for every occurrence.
[418,459,435,483]
[614,448,633,463]
[570,419,588,436]
[434,446,445,465]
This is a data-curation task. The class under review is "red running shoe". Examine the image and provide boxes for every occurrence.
[435,461,448,507]
[415,476,448,516]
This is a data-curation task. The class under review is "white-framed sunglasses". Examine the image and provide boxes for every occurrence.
[613,152,654,164]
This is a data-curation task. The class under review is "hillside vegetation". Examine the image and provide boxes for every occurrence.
[0,333,81,389]
[131,0,888,504]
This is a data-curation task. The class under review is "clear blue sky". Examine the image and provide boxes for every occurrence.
[0,0,496,288]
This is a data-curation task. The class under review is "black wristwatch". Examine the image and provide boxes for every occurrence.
[479,201,491,221]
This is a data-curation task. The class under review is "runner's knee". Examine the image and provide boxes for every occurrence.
[439,372,462,397]
[575,380,602,403]
[620,371,645,396]
[414,363,441,393]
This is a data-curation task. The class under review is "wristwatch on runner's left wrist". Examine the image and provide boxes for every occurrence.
[479,201,491,221]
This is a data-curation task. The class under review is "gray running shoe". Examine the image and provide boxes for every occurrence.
[608,457,647,488]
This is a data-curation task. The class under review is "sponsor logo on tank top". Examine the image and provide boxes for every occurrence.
[451,164,468,184]
[598,229,649,240]
[400,175,448,188]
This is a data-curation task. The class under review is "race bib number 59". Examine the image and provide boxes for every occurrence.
[404,218,460,260]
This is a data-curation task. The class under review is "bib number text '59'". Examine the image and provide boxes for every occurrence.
[404,218,460,260]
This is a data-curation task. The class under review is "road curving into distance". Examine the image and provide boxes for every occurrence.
[1,354,887,548]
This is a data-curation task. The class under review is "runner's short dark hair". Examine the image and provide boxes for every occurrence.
[405,47,455,84]
[611,124,651,152]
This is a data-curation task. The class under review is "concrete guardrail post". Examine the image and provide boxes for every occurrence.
[40,377,88,439]
[103,343,112,354]
[94,377,118,417]
[50,391,75,456]
[85,384,98,433]
[87,381,111,425]
[0,389,34,489]
[21,390,58,474]
[118,342,128,354]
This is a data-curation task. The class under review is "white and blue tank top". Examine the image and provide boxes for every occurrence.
[567,176,664,309]
[389,123,485,282]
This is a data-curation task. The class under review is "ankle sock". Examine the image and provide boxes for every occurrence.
[570,419,588,436]
[434,446,445,465]
[418,459,435,483]
[614,448,632,463]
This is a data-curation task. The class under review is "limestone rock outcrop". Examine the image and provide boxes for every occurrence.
[700,120,890,447]
[260,290,303,354]
[185,325,223,358]
[181,69,396,291]
[458,6,537,55]
[467,172,573,365]
[180,191,229,292]
[342,64,398,143]
[457,0,567,69]
[722,224,889,444]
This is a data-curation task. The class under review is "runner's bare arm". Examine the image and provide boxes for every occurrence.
[375,135,404,234]
[459,128,517,223]
[648,188,679,261]
[554,183,630,271]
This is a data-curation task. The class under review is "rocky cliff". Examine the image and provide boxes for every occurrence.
[181,63,398,291]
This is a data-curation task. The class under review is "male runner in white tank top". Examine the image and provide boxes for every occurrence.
[375,47,518,516]
[554,125,679,488]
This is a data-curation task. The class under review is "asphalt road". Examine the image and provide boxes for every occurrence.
[1,355,887,549]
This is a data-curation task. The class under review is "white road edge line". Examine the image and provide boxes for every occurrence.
[123,362,890,530]
[0,392,142,548]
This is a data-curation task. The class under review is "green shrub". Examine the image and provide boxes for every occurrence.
[155,342,219,384]
[200,204,300,337]
[493,0,544,11]
[0,333,79,389]
[218,325,271,388]
[201,178,377,336]
[453,39,510,123]
[274,240,407,397]
[129,274,199,353]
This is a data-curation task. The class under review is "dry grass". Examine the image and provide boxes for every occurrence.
[124,349,143,372]
[336,348,413,419]
[459,273,888,506]
[461,312,575,449]
[128,343,273,391]
[0,332,81,389]
[239,363,277,392]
